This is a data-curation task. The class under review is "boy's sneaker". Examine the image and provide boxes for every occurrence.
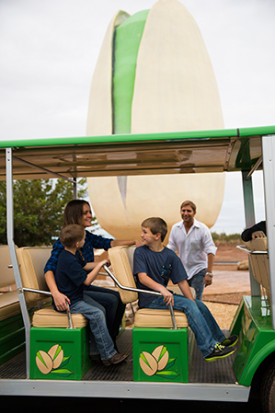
[205,343,236,362]
[221,335,238,348]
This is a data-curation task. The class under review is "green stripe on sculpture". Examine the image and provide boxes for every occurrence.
[113,10,149,134]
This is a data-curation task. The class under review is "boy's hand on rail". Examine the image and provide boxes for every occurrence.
[159,286,174,306]
[52,291,71,311]
[101,259,110,267]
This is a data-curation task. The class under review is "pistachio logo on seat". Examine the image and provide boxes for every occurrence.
[36,344,72,377]
[139,345,178,378]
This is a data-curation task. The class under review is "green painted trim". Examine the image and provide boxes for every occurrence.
[0,128,238,149]
[30,327,91,380]
[132,327,189,383]
[0,313,25,365]
[0,126,274,150]
[239,125,275,137]
[240,340,275,386]
[232,296,275,386]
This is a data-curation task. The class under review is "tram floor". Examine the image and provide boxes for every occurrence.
[0,328,237,384]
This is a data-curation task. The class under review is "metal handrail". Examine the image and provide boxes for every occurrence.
[22,287,74,329]
[237,245,268,255]
[21,270,177,330]
[103,264,177,329]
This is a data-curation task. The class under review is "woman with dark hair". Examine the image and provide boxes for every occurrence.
[44,199,136,347]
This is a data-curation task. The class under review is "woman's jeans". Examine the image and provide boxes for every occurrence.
[187,268,207,301]
[148,295,225,357]
[70,299,116,361]
[83,285,126,342]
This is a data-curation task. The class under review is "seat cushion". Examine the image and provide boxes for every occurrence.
[0,246,21,321]
[249,253,270,300]
[245,238,267,251]
[134,308,188,328]
[0,291,20,321]
[0,245,16,288]
[32,307,88,328]
[245,238,270,299]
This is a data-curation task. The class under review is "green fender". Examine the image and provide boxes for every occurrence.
[239,341,275,386]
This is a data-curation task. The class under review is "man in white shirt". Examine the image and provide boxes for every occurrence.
[167,200,217,300]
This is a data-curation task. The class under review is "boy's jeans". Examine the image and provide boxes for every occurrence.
[148,295,225,357]
[83,285,126,341]
[70,300,116,361]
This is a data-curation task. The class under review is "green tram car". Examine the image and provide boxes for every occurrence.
[1,126,275,412]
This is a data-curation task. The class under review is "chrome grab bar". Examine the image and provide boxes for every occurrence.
[21,270,177,330]
[237,245,268,255]
[22,287,73,329]
[103,264,177,329]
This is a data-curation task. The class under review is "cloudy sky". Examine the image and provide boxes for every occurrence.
[1,0,274,233]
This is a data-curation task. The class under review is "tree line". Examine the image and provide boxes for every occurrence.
[0,179,242,247]
[211,232,242,243]
[0,178,88,247]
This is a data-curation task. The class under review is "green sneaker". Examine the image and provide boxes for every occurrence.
[204,343,236,362]
[221,335,238,348]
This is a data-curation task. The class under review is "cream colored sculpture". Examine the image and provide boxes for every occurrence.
[87,0,225,241]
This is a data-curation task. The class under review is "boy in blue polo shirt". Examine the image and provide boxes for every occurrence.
[133,217,238,362]
[55,224,127,366]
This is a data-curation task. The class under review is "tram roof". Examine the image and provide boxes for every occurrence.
[1,125,274,180]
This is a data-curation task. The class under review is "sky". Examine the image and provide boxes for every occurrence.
[1,0,274,234]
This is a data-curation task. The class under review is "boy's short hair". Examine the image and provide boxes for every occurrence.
[60,224,85,248]
[180,200,197,213]
[141,217,167,241]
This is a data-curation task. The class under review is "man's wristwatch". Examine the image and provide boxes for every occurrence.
[206,272,213,277]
